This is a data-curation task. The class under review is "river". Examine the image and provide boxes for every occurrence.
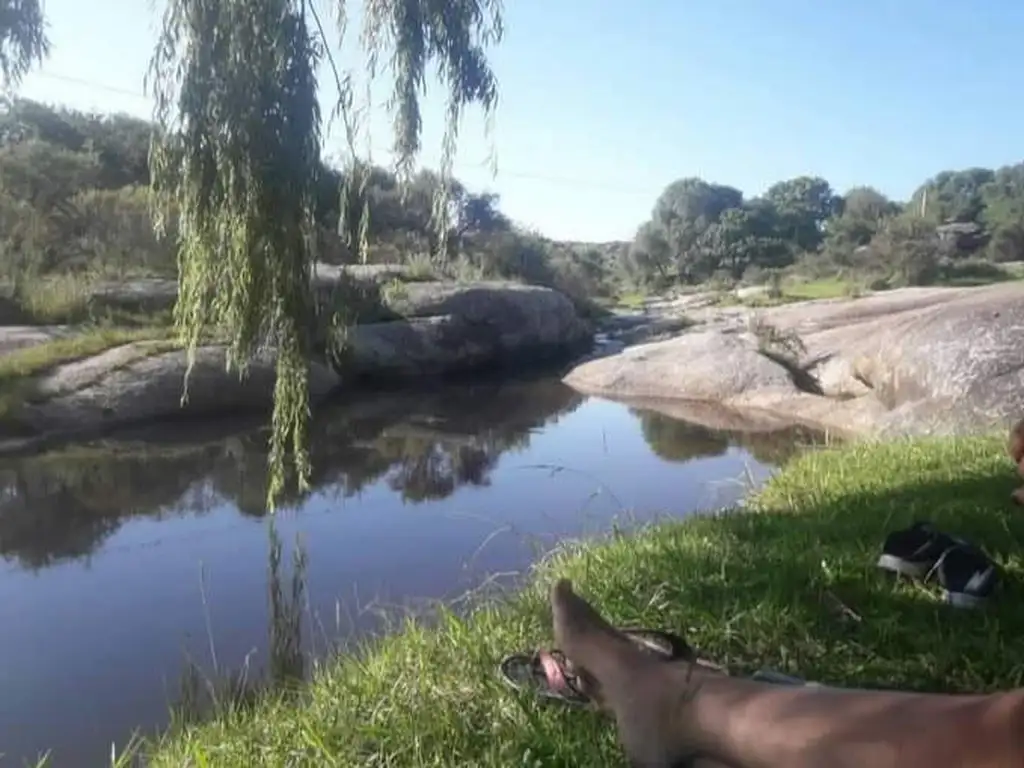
[0,375,819,766]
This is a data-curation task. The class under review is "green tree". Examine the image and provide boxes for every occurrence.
[909,168,995,223]
[837,186,900,225]
[981,163,1024,262]
[626,220,674,286]
[865,214,940,286]
[821,186,899,265]
[628,178,799,284]
[695,201,791,279]
[651,177,743,259]
[1,99,154,188]
[762,175,837,252]
[635,411,728,463]
[0,137,101,209]
[454,190,511,238]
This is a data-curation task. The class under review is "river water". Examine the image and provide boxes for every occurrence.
[0,376,818,766]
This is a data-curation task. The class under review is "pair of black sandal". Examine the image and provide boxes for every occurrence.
[876,521,999,609]
[499,627,809,706]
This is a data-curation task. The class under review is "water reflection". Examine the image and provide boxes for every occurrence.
[0,378,583,568]
[635,410,822,467]
[174,523,308,727]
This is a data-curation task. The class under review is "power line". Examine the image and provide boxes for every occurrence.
[32,70,149,100]
[26,69,660,198]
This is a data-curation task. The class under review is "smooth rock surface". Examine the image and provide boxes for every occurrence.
[567,282,1024,438]
[3,278,589,437]
[342,281,590,379]
[17,344,342,433]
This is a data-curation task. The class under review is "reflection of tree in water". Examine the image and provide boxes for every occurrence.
[205,379,569,506]
[635,411,730,462]
[376,437,498,502]
[634,409,825,467]
[731,425,825,466]
[174,523,307,725]
[0,377,583,567]
[0,447,222,568]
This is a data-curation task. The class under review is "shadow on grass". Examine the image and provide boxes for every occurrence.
[147,436,1024,767]
[554,445,1024,696]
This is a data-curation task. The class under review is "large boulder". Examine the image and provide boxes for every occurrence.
[15,344,343,434]
[340,281,591,380]
[565,329,795,401]
[3,279,590,440]
[566,282,1024,438]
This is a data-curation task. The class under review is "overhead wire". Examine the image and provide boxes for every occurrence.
[23,69,660,197]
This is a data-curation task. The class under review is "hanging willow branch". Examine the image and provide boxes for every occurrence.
[147,0,323,509]
[350,0,504,262]
[0,0,51,89]
[145,0,502,510]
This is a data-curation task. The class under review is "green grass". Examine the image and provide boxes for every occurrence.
[1,272,176,326]
[614,290,648,309]
[709,277,860,309]
[781,276,859,300]
[0,327,179,422]
[935,260,1024,288]
[143,434,1024,767]
[9,272,101,324]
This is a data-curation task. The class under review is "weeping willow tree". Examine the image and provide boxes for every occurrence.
[0,0,50,89]
[145,0,503,509]
[0,0,502,509]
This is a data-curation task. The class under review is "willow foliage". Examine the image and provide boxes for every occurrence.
[0,0,50,89]
[146,0,503,510]
[357,0,503,259]
[147,0,321,509]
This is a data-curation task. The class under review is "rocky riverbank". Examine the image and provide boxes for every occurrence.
[0,266,592,450]
[569,282,1024,438]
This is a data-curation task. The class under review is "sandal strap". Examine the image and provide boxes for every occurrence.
[538,650,587,699]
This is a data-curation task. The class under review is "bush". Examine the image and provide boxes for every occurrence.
[934,258,1012,287]
[70,187,178,277]
[0,184,178,280]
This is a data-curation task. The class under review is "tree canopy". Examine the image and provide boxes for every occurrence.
[626,164,1024,288]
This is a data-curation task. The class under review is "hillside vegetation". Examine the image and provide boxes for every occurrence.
[626,169,1024,294]
[2,97,1023,317]
[0,98,625,318]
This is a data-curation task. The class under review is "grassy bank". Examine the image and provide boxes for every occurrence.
[146,435,1024,766]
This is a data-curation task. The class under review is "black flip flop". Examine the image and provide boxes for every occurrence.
[499,649,592,706]
[498,627,720,706]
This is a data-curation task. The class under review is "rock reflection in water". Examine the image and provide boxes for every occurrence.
[636,410,824,466]
[0,377,584,569]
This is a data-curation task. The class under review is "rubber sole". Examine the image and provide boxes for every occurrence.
[944,590,987,609]
[876,553,931,579]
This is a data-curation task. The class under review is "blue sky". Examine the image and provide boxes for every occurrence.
[15,0,1024,241]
